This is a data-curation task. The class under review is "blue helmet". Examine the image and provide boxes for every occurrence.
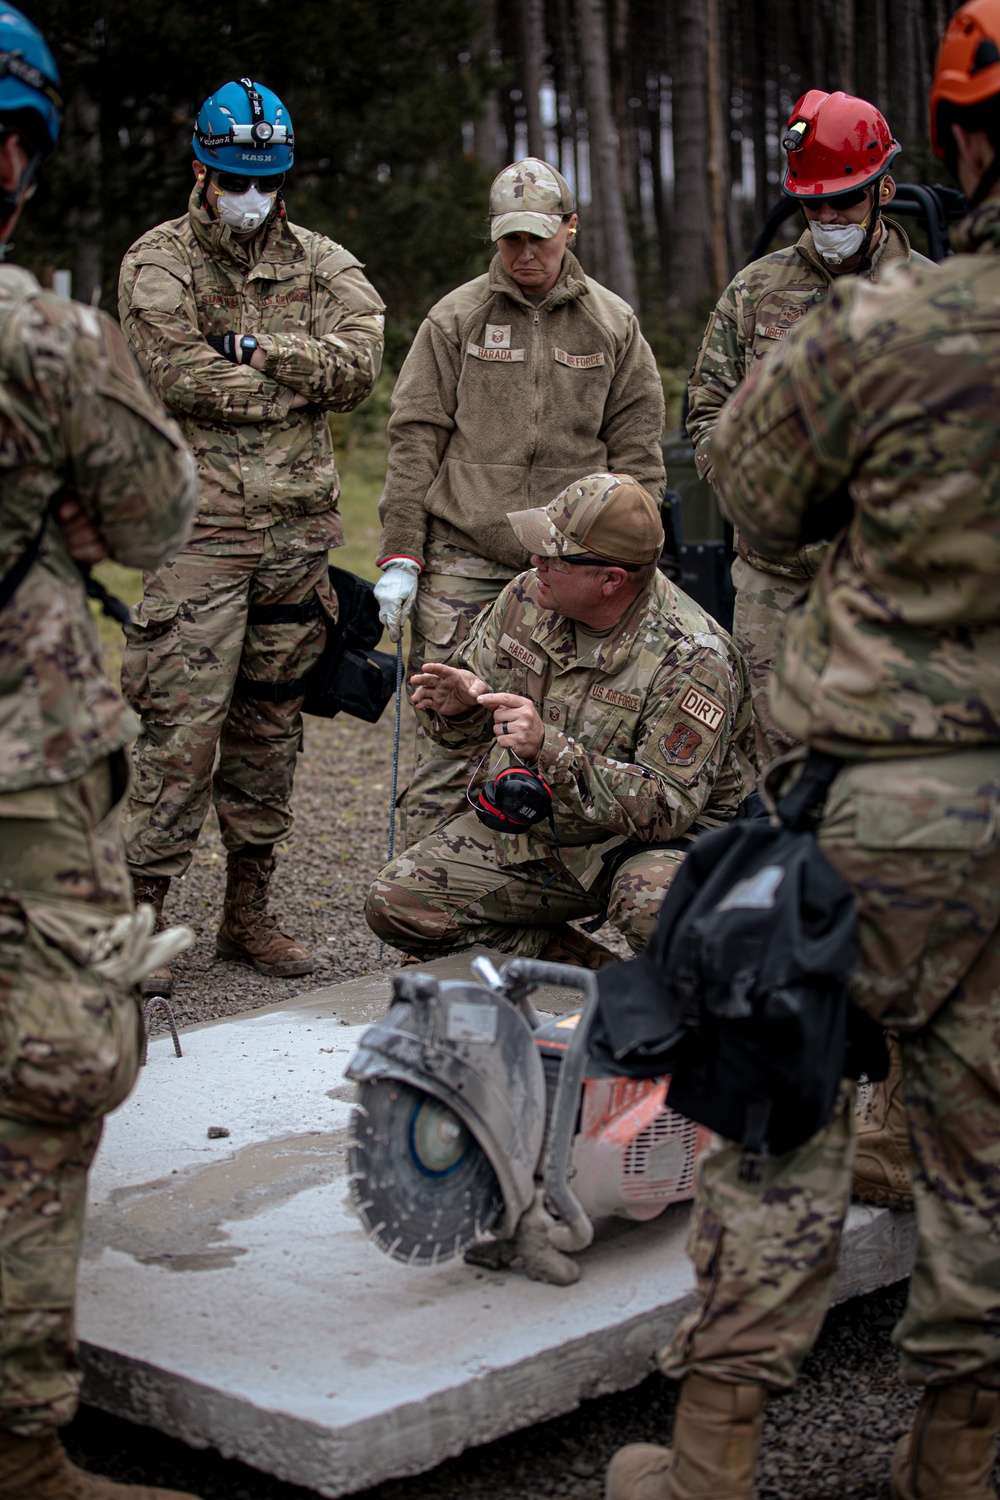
[0,5,62,155]
[192,78,294,176]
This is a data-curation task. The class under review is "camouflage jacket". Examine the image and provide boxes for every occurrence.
[712,200,1000,758]
[377,250,666,573]
[688,219,930,580]
[119,187,385,533]
[0,267,197,796]
[421,569,755,885]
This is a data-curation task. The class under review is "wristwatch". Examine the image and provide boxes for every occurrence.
[237,334,259,364]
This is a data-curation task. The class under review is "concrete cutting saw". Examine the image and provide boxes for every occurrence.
[346,956,710,1285]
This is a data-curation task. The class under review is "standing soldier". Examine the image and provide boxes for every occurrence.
[688,90,931,1215]
[0,9,201,1496]
[374,158,666,848]
[607,7,1000,1497]
[689,89,931,768]
[119,79,385,994]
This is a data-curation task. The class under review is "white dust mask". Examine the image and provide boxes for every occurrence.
[809,220,867,266]
[216,186,276,234]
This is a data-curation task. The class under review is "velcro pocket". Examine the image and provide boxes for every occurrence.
[855,789,997,850]
[130,250,190,313]
[315,249,385,314]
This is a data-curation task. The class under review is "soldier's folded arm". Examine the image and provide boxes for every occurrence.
[64,309,198,571]
[598,319,667,498]
[712,296,858,556]
[118,249,296,426]
[252,253,386,410]
[376,315,462,566]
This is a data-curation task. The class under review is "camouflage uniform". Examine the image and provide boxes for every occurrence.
[119,186,384,875]
[686,220,930,766]
[664,203,1000,1396]
[377,243,666,845]
[366,568,755,957]
[0,267,196,1430]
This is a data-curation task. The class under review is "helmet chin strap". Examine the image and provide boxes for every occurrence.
[968,147,1000,210]
[0,151,40,253]
[855,183,888,272]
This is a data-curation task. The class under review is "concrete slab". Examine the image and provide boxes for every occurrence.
[78,957,917,1498]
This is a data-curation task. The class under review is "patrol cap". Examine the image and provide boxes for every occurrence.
[507,473,664,566]
[489,157,576,240]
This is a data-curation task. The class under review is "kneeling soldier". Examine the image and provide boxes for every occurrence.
[366,473,755,965]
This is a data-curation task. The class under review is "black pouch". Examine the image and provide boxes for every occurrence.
[234,564,398,723]
[590,753,886,1180]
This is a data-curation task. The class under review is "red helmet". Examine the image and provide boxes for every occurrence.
[782,89,900,198]
[929,0,1000,157]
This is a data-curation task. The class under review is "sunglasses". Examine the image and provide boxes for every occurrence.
[804,186,870,210]
[212,170,285,195]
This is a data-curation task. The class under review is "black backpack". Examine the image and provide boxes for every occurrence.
[592,754,886,1180]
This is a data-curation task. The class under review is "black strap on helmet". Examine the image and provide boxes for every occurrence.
[239,77,264,126]
[0,49,63,111]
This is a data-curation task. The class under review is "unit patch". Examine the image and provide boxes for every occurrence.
[554,348,605,369]
[590,683,641,713]
[660,723,703,766]
[499,633,543,674]
[468,342,525,362]
[679,686,725,732]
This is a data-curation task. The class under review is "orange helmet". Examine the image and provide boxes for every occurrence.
[782,89,900,198]
[929,0,1000,157]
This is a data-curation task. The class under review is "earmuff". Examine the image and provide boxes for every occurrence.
[474,764,553,832]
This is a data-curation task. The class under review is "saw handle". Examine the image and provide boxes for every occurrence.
[502,958,598,1253]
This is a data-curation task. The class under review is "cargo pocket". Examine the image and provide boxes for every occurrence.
[412,589,468,653]
[0,903,142,1126]
[121,600,181,722]
[832,783,1000,1030]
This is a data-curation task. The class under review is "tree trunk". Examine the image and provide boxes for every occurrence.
[705,0,729,294]
[837,0,856,94]
[474,0,505,169]
[670,0,712,311]
[574,0,639,306]
[520,0,546,158]
[67,84,103,307]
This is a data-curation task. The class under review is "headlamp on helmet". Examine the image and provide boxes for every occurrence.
[193,77,294,177]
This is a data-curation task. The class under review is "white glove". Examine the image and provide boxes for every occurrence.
[374,558,421,642]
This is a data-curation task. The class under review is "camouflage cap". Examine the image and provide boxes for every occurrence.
[489,157,576,241]
[507,473,664,565]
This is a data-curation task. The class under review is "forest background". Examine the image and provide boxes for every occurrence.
[20,0,964,586]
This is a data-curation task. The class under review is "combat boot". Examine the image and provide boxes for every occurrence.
[539,922,618,970]
[852,1032,914,1211]
[891,1383,1000,1500]
[131,873,173,998]
[0,1429,201,1498]
[605,1373,767,1499]
[215,851,314,977]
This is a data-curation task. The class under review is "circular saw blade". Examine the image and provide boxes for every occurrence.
[349,1078,503,1266]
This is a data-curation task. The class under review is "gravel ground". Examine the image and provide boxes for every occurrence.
[148,706,407,1030]
[65,1278,1000,1500]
